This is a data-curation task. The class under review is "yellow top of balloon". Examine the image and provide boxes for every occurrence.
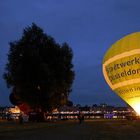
[103,32,140,115]
[103,32,140,63]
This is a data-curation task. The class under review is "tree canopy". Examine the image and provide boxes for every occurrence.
[4,23,75,112]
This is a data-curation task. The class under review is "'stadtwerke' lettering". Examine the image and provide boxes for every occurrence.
[106,57,140,73]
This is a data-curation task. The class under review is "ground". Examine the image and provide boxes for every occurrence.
[0,119,140,140]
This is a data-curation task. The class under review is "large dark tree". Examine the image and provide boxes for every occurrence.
[4,23,75,112]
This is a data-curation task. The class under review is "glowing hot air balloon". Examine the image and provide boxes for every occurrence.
[103,32,140,115]
[18,103,31,114]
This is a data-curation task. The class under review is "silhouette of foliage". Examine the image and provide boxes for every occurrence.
[4,23,75,112]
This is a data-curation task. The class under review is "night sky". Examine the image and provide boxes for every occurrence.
[1,0,140,106]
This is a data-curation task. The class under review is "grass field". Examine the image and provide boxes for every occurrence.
[0,119,140,140]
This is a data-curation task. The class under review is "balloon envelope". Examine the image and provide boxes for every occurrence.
[103,32,140,115]
[18,103,31,114]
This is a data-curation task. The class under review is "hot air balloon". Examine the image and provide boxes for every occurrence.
[103,32,140,115]
[18,103,31,114]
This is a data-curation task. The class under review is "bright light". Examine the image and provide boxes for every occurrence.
[125,94,140,116]
[129,97,140,115]
[132,104,140,115]
[9,106,21,113]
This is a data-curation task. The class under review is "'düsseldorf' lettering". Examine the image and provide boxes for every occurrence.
[108,68,140,82]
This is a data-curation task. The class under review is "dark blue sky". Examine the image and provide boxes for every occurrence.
[1,0,140,106]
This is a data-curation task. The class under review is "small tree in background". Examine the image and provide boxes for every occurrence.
[4,23,75,113]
